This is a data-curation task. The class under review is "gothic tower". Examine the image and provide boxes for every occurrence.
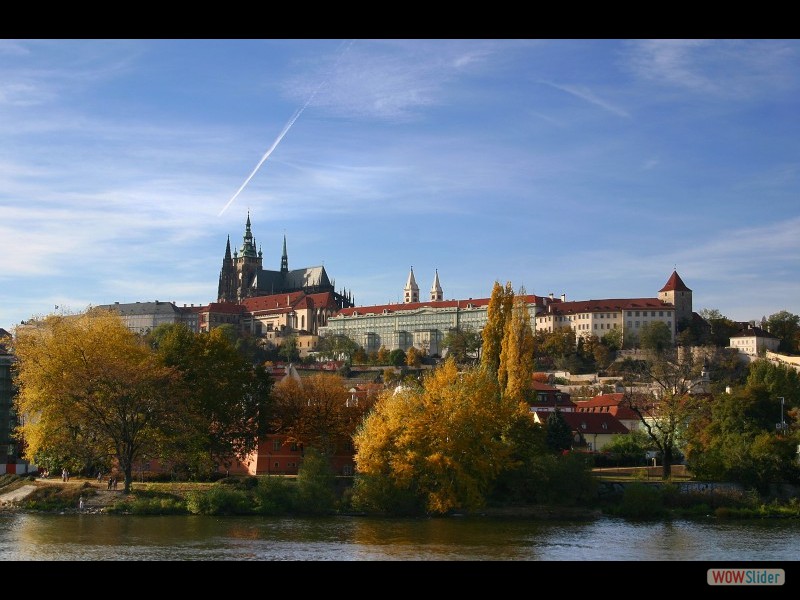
[658,270,693,330]
[430,269,443,301]
[404,267,419,303]
[217,235,236,303]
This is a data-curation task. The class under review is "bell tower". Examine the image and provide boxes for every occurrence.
[404,267,419,303]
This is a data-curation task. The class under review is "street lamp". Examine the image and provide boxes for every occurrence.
[778,396,786,432]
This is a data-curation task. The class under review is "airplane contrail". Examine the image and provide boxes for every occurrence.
[218,103,308,217]
[219,40,354,217]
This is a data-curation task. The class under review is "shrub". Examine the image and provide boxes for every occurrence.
[615,483,667,519]
[186,486,253,515]
[254,476,297,515]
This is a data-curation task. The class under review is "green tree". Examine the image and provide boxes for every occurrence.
[684,384,800,492]
[13,311,179,492]
[388,348,406,367]
[619,348,703,479]
[601,327,623,352]
[442,327,481,365]
[295,447,337,514]
[545,409,573,453]
[151,323,274,477]
[602,429,653,465]
[745,359,800,408]
[765,310,800,354]
[639,321,674,353]
[699,308,740,347]
[316,333,359,363]
[279,334,300,363]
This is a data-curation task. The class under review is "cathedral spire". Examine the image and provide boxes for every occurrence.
[281,234,288,273]
[240,211,257,258]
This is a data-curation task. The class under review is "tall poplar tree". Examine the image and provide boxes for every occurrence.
[499,287,535,403]
[481,281,514,380]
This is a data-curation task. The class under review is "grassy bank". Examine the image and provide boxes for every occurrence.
[3,473,800,520]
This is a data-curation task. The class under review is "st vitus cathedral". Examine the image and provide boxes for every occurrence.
[217,212,354,310]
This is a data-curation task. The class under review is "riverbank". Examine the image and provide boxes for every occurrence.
[2,473,799,520]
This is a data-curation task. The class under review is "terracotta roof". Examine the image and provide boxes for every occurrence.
[241,291,341,314]
[537,298,672,316]
[659,270,692,293]
[332,294,552,318]
[201,302,245,315]
[559,411,629,434]
[531,381,560,392]
[573,394,640,421]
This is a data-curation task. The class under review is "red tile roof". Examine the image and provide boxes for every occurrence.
[659,270,692,293]
[241,291,341,314]
[332,294,553,318]
[201,302,245,315]
[559,411,629,434]
[573,393,640,421]
[537,298,672,316]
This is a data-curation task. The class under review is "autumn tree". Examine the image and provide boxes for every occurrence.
[534,328,577,370]
[499,287,535,403]
[352,358,520,515]
[376,346,390,365]
[272,372,367,457]
[405,346,422,367]
[618,348,704,479]
[480,281,514,377]
[13,311,179,492]
[150,323,274,477]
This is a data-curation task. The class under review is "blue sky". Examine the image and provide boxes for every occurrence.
[2,39,799,331]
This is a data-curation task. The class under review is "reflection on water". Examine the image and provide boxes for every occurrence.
[2,512,800,561]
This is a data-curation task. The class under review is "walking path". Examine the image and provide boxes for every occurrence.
[0,479,125,512]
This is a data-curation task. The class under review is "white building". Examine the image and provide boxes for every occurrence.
[729,325,780,357]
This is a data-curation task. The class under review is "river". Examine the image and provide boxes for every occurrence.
[1,512,799,562]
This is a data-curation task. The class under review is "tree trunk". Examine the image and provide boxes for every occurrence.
[662,447,673,480]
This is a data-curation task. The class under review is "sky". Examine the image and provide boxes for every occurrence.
[1,39,799,332]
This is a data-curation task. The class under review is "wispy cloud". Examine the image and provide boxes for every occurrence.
[539,80,630,117]
[282,40,504,121]
[625,39,799,98]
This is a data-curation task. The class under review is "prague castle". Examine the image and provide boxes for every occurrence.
[217,212,353,310]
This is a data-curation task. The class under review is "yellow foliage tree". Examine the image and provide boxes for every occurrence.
[272,372,369,456]
[499,287,535,403]
[12,310,178,492]
[405,346,422,367]
[481,281,514,384]
[353,357,522,515]
[376,346,390,365]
